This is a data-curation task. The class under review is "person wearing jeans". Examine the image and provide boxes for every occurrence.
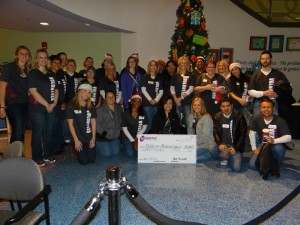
[96,91,122,158]
[28,49,58,166]
[0,45,32,143]
[249,98,291,170]
[210,97,247,172]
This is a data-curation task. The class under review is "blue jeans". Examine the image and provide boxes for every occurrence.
[253,99,278,116]
[75,142,96,165]
[29,110,56,161]
[6,102,28,143]
[143,106,157,133]
[249,144,286,169]
[96,139,120,158]
[52,107,65,152]
[122,135,137,157]
[209,143,243,172]
[197,143,219,161]
[176,105,190,129]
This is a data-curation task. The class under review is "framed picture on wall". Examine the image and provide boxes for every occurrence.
[249,36,267,50]
[269,35,284,52]
[220,48,233,64]
[286,37,300,51]
[208,49,220,61]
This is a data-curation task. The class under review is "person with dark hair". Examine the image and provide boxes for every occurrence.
[194,60,229,116]
[160,60,177,99]
[227,62,252,124]
[81,66,101,109]
[121,94,148,157]
[188,97,215,161]
[0,45,31,143]
[96,91,122,158]
[193,56,206,85]
[120,56,143,109]
[66,83,96,165]
[151,95,181,134]
[79,57,94,77]
[141,60,163,133]
[57,52,67,70]
[65,59,84,103]
[210,97,247,171]
[249,50,291,116]
[28,49,58,166]
[248,98,292,170]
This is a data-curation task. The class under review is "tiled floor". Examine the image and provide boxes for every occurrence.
[1,131,300,225]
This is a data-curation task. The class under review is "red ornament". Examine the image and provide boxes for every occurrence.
[201,22,206,30]
[191,55,197,63]
[179,17,184,27]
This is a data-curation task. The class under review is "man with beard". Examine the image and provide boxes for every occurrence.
[248,50,290,116]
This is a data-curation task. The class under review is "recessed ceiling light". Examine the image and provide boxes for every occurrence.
[40,22,49,26]
[85,23,90,26]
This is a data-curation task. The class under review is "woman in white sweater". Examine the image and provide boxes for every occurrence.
[188,97,216,161]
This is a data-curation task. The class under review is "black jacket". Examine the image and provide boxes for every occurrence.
[151,110,181,134]
[213,109,247,153]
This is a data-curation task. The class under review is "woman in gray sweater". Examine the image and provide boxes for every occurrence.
[96,90,122,157]
[188,97,216,161]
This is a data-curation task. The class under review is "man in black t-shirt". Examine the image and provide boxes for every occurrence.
[249,98,291,169]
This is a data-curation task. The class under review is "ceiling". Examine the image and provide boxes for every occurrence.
[231,0,300,27]
[0,0,133,33]
[0,0,299,33]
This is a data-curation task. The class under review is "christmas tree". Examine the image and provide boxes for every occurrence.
[169,0,210,68]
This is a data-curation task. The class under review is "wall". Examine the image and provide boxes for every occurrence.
[0,28,121,70]
[48,0,300,99]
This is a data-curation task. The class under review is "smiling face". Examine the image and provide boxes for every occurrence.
[36,51,48,68]
[260,53,272,68]
[231,66,241,78]
[260,101,274,119]
[166,62,176,75]
[105,91,115,105]
[164,99,173,113]
[66,61,76,73]
[80,88,91,101]
[192,100,202,114]
[16,48,30,65]
[51,59,61,72]
[220,101,233,116]
[206,62,216,76]
[131,97,141,109]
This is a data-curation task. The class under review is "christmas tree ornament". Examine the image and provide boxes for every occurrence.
[186,28,194,37]
[191,45,196,53]
[201,21,206,30]
[192,35,208,46]
[184,0,191,10]
[177,36,184,44]
[179,17,185,27]
[191,55,197,63]
[190,10,201,25]
[172,49,178,62]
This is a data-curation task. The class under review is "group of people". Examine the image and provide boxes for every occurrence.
[0,46,293,178]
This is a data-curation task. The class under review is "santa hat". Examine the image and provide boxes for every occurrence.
[229,62,241,72]
[104,53,113,60]
[130,94,142,102]
[131,53,139,58]
[196,56,205,61]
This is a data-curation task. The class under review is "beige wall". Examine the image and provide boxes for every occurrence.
[0,28,121,71]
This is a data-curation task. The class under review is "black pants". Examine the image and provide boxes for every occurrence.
[75,142,96,165]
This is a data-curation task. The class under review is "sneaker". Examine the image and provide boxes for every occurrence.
[44,157,56,164]
[220,159,228,166]
[36,160,46,167]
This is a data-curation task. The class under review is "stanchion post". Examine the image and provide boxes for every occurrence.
[106,165,122,225]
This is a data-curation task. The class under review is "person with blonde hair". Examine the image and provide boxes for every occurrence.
[67,83,96,165]
[170,56,194,129]
[141,60,163,133]
[216,59,230,80]
[28,49,58,166]
[188,97,215,161]
[0,45,32,143]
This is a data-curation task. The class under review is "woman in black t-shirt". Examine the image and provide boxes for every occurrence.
[121,94,148,157]
[28,49,58,167]
[0,45,31,143]
[67,83,96,165]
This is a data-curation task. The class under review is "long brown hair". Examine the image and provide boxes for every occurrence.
[14,45,32,74]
